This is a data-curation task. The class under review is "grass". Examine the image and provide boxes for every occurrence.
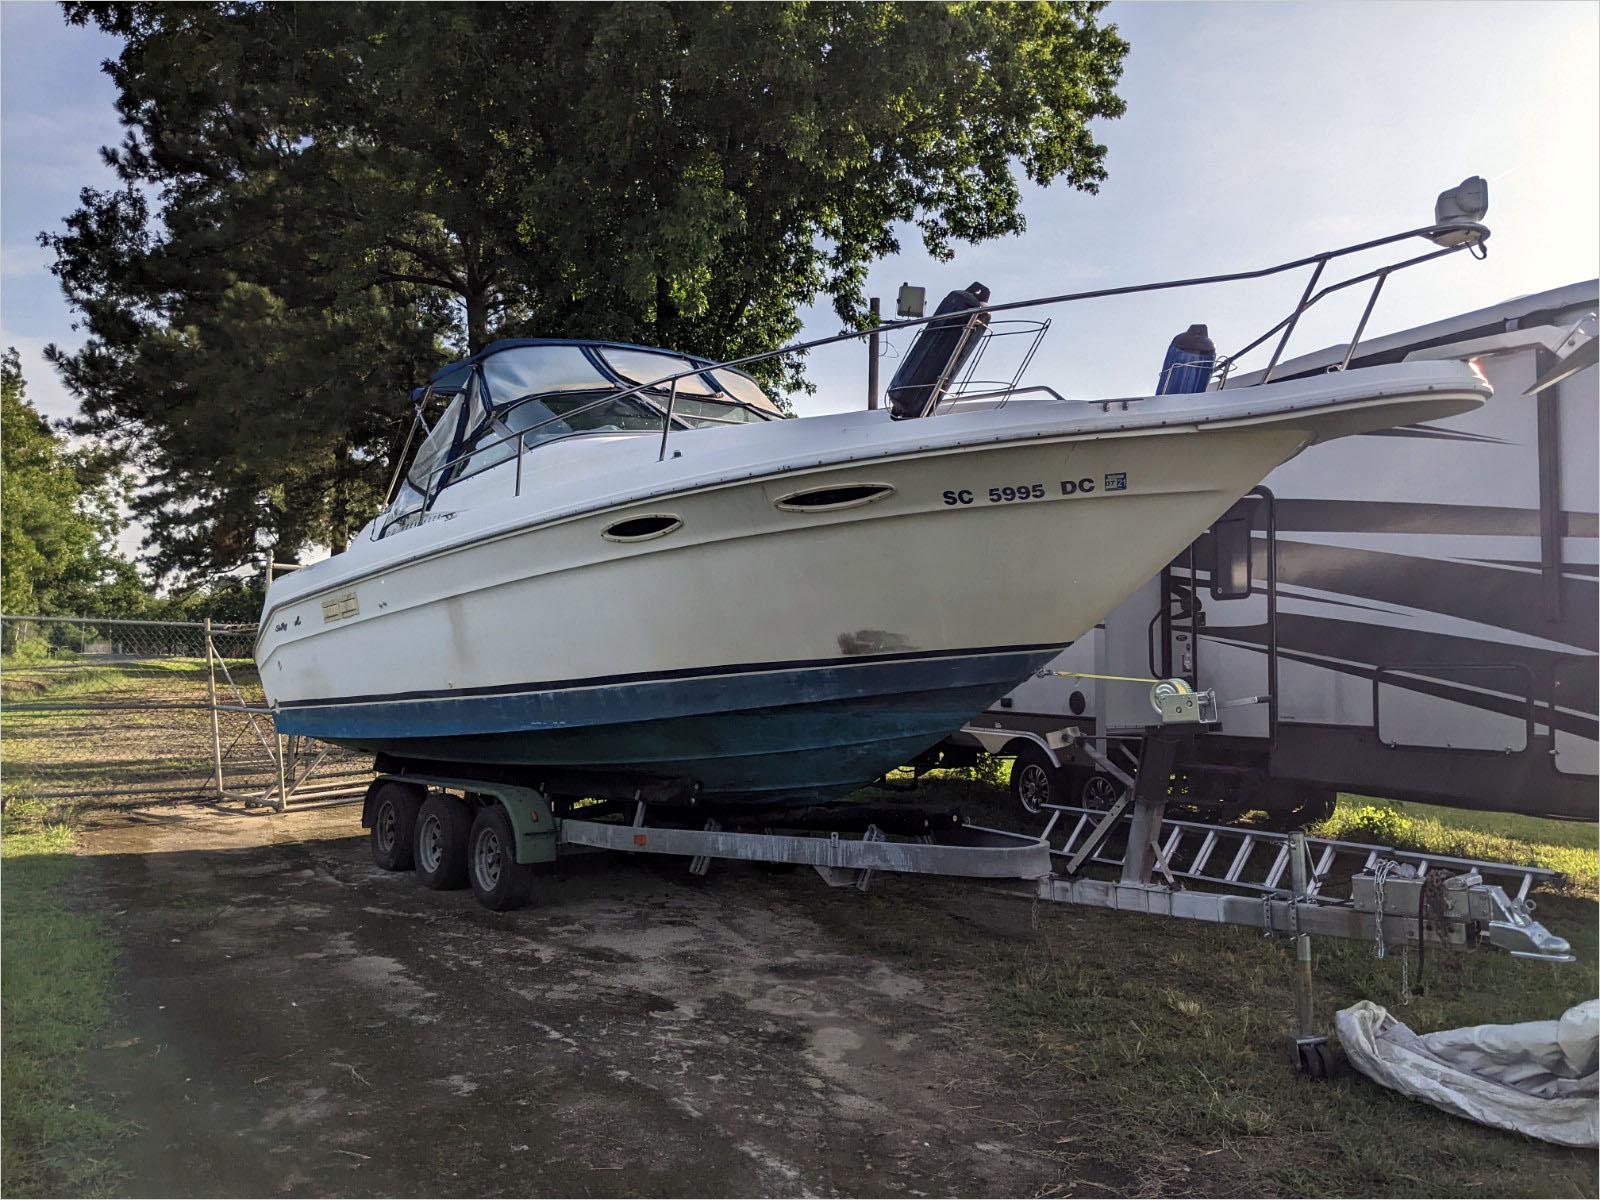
[803,771,1599,1197]
[1315,794,1598,896]
[0,656,246,705]
[0,656,1591,1196]
[0,788,126,1197]
[0,656,269,800]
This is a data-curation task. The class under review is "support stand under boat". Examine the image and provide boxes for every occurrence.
[1287,831,1331,1080]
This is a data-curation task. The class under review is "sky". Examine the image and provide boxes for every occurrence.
[2,1,1597,426]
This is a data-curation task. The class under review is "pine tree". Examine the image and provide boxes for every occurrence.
[46,2,1128,579]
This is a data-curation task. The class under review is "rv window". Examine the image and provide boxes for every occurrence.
[1210,516,1253,600]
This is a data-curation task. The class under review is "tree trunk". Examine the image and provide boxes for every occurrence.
[461,237,492,353]
[465,288,491,355]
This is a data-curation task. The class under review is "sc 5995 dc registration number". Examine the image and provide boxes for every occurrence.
[941,472,1126,506]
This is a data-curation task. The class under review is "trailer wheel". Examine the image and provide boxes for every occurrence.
[1010,745,1067,814]
[467,804,534,911]
[1078,771,1121,811]
[415,792,472,890]
[369,782,423,872]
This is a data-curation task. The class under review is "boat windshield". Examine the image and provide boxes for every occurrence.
[384,343,783,534]
[404,371,473,494]
[468,344,781,449]
[505,392,665,446]
[478,344,782,420]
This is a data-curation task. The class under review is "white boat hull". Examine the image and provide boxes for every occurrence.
[257,364,1489,803]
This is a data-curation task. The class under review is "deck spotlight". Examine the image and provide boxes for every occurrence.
[1428,176,1489,246]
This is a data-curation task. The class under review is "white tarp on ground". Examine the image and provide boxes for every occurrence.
[1335,1000,1599,1147]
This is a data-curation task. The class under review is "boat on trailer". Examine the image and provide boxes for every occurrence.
[256,185,1497,809]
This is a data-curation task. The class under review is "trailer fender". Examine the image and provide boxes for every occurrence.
[484,785,559,866]
[365,773,557,864]
[959,724,1066,768]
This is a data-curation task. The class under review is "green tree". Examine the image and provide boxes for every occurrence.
[0,348,144,616]
[47,1,1128,581]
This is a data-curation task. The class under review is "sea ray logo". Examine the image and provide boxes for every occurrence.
[1104,472,1127,492]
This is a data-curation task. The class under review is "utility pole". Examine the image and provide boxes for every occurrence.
[867,296,881,410]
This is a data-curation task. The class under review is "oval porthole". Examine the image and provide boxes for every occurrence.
[602,513,683,542]
[775,483,896,513]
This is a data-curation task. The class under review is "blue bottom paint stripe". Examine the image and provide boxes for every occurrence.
[276,647,1063,803]
[274,648,1061,741]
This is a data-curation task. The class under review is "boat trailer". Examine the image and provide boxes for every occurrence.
[365,697,1573,1076]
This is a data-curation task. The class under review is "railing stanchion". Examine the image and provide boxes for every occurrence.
[658,378,679,462]
[1340,274,1389,372]
[1262,258,1327,384]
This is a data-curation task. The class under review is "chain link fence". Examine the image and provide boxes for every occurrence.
[1,614,369,810]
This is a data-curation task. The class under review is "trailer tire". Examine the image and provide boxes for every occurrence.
[369,782,423,872]
[1010,745,1067,815]
[467,804,534,911]
[415,792,472,890]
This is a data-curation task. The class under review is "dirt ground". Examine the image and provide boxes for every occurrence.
[75,803,1105,1199]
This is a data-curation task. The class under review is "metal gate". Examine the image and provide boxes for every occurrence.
[1,614,368,811]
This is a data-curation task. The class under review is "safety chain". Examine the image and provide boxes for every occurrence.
[1371,859,1402,960]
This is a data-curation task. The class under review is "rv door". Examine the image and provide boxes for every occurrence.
[1185,493,1275,741]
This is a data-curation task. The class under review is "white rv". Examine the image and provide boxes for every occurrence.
[952,281,1598,824]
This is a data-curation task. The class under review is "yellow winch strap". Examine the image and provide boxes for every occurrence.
[1039,670,1173,686]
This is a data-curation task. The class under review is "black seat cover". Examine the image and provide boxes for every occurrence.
[886,282,992,420]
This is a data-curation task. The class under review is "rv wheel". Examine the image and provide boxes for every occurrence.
[1010,745,1067,815]
[414,792,472,890]
[468,805,535,911]
[1262,784,1338,830]
[1078,772,1122,811]
[369,782,423,872]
